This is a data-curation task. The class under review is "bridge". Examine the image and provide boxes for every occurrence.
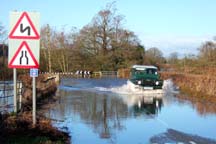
[40,71,120,79]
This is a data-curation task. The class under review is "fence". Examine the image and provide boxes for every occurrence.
[101,71,118,77]
[0,81,23,114]
[40,71,119,78]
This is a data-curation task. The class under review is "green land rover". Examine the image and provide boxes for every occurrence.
[130,65,163,90]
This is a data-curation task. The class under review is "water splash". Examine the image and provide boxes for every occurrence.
[94,79,179,107]
[162,79,179,96]
[60,78,179,97]
[95,79,178,95]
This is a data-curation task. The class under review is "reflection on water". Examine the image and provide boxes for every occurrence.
[177,94,216,116]
[48,90,129,139]
[50,90,163,139]
[132,97,163,117]
[46,78,216,144]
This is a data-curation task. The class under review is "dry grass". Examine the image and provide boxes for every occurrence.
[0,74,70,144]
[0,112,70,144]
[18,74,57,111]
[161,71,216,98]
[118,68,130,78]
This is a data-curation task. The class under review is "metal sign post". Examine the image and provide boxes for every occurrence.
[9,11,40,125]
[30,68,38,125]
[32,76,36,125]
[13,68,17,113]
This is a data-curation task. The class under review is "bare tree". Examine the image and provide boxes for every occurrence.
[199,41,216,63]
[39,3,145,71]
[40,24,52,72]
[74,4,143,70]
[145,47,165,65]
[92,9,114,54]
[0,23,8,80]
[168,52,179,64]
[0,23,7,43]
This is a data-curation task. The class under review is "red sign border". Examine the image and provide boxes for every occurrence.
[8,41,39,68]
[9,12,40,40]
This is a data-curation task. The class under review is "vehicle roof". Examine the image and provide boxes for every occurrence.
[131,65,158,70]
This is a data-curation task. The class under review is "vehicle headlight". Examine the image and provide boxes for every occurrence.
[138,80,142,85]
[155,81,159,85]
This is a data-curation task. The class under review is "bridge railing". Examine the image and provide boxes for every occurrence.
[100,71,118,77]
[40,71,119,78]
[0,81,23,114]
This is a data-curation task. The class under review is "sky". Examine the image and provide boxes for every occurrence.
[1,0,216,57]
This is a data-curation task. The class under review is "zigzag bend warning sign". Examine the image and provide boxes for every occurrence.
[8,11,40,69]
[9,12,40,39]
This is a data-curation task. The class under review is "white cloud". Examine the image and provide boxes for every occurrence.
[137,33,214,57]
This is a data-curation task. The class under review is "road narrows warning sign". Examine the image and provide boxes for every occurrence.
[8,41,39,68]
[9,12,40,39]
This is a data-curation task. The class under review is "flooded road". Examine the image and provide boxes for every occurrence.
[45,78,216,144]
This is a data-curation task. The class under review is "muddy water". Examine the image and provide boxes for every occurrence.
[45,78,216,144]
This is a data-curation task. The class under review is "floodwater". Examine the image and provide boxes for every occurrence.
[45,78,216,144]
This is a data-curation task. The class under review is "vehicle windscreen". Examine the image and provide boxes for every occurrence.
[146,68,157,75]
[135,70,146,75]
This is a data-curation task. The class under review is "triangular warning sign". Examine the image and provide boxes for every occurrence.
[9,41,39,68]
[9,12,40,39]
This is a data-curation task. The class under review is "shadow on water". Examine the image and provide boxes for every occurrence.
[45,78,216,144]
[150,128,216,144]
